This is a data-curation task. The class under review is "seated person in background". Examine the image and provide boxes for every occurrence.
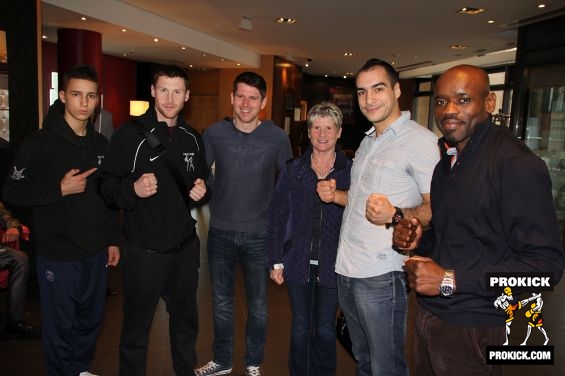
[0,201,40,338]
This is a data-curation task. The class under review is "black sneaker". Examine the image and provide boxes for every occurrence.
[4,322,41,339]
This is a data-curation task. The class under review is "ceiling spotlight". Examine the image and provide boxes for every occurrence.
[153,38,159,42]
[449,44,468,49]
[42,35,48,39]
[276,17,296,24]
[238,16,253,31]
[538,4,546,8]
[342,52,354,57]
[456,7,485,15]
[81,16,87,21]
[121,28,127,32]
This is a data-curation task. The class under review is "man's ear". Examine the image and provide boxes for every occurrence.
[485,91,497,114]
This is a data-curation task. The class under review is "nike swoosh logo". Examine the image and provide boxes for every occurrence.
[149,155,160,162]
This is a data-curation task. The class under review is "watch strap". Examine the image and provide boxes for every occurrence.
[385,206,404,229]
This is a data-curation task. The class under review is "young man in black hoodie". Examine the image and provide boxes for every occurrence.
[3,65,120,376]
[99,64,209,376]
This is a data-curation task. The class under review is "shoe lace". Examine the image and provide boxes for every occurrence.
[246,366,261,376]
[201,361,221,372]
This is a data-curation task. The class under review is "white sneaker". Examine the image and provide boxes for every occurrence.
[246,366,262,376]
[194,360,233,376]
[79,372,99,376]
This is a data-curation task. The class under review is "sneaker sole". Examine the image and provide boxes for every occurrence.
[196,368,233,376]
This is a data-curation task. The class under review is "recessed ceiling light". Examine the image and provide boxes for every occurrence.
[305,63,309,67]
[202,53,207,57]
[153,38,159,42]
[237,63,241,66]
[342,52,354,57]
[276,17,296,24]
[81,16,87,21]
[122,53,127,57]
[121,28,127,32]
[42,35,48,39]
[324,74,328,78]
[450,44,468,49]
[181,46,187,50]
[488,20,495,24]
[456,7,485,15]
[538,4,546,8]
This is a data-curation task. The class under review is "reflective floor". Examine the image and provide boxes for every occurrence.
[0,205,563,375]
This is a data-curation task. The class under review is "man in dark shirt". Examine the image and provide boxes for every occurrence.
[393,65,564,375]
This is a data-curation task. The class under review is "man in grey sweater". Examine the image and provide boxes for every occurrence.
[195,72,291,376]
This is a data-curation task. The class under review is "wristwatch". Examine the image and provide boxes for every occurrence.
[385,206,404,229]
[439,269,456,298]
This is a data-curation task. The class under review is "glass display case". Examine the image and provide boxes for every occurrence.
[519,63,565,221]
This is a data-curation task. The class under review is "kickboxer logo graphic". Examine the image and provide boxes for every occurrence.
[183,152,195,172]
[494,288,547,345]
[488,272,555,346]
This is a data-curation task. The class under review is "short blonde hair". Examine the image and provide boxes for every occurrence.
[307,101,343,130]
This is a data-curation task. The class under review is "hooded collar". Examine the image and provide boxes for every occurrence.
[43,99,97,148]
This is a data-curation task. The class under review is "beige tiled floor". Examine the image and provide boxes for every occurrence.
[1,205,563,375]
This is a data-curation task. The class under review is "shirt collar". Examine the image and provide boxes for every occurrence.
[364,111,411,139]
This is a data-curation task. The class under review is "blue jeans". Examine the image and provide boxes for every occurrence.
[208,227,268,367]
[337,271,408,376]
[287,265,338,376]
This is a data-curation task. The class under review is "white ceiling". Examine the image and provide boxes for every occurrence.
[41,0,565,79]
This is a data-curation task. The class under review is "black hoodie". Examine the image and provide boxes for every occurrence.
[98,107,209,252]
[2,100,120,260]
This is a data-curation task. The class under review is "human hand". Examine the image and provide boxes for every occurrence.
[270,269,284,285]
[60,167,97,196]
[107,246,120,267]
[189,178,206,201]
[403,256,445,296]
[134,173,158,198]
[392,218,422,252]
[366,193,394,226]
[2,227,20,243]
[317,179,336,203]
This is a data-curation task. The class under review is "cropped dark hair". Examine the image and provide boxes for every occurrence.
[152,64,190,90]
[357,58,399,87]
[233,71,267,98]
[61,64,98,91]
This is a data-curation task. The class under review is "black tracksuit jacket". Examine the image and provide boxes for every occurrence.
[98,107,209,252]
[3,100,119,260]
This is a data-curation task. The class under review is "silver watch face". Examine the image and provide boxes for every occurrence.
[440,284,454,297]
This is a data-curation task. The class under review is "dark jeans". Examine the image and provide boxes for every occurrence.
[287,265,338,376]
[37,250,108,376]
[338,271,408,376]
[413,304,505,376]
[0,246,28,324]
[207,226,268,367]
[119,236,200,376]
